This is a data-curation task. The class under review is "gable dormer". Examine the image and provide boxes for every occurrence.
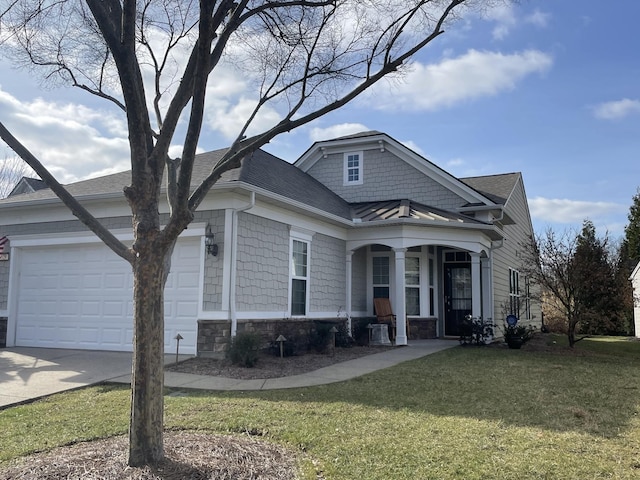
[295,131,496,212]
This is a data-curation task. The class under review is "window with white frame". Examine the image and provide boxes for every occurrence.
[291,238,310,316]
[523,275,531,320]
[509,268,520,317]
[428,254,436,316]
[343,151,363,185]
[405,256,420,316]
[372,255,390,299]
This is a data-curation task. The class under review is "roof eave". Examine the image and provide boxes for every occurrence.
[352,217,504,240]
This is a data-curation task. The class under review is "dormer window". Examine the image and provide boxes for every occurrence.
[344,151,363,185]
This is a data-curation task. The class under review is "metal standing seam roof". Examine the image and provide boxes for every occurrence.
[350,199,489,225]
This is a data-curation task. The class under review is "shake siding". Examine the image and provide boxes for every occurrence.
[235,212,289,311]
[351,247,367,312]
[307,149,466,208]
[491,178,541,327]
[202,210,225,310]
[309,233,346,313]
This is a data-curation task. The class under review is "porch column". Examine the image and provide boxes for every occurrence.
[470,252,482,320]
[393,248,408,346]
[481,255,493,326]
[345,250,353,334]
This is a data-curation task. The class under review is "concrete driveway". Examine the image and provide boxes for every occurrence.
[0,347,137,408]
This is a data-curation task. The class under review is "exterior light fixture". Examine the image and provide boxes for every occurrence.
[205,226,218,256]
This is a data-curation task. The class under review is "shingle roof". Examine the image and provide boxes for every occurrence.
[7,177,48,197]
[0,148,353,220]
[460,173,520,205]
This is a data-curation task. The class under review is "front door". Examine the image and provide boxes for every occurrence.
[444,263,472,336]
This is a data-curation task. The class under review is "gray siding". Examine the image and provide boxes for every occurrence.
[491,178,541,327]
[351,246,367,312]
[309,233,346,313]
[202,210,225,310]
[307,148,466,208]
[235,212,289,312]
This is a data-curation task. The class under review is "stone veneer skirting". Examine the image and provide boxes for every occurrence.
[408,317,438,340]
[197,318,345,357]
[198,316,438,356]
[0,317,7,348]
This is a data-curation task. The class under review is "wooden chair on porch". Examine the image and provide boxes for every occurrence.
[374,297,399,341]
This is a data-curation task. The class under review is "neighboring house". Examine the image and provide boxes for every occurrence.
[630,262,640,338]
[7,177,48,197]
[0,131,541,354]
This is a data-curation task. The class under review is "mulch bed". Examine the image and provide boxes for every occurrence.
[0,431,302,480]
[166,345,394,379]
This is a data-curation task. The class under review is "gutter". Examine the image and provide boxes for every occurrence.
[229,190,256,337]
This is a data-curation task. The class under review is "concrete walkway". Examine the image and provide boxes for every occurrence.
[1,340,457,408]
[112,340,458,391]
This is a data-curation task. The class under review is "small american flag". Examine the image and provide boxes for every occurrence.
[0,236,8,254]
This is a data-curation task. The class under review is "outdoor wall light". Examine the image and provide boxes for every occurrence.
[205,226,218,256]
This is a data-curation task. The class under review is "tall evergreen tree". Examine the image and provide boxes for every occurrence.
[572,220,620,335]
[624,188,640,263]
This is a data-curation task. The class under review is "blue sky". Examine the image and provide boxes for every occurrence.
[0,1,638,239]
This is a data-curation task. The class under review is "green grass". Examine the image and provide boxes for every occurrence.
[2,336,640,479]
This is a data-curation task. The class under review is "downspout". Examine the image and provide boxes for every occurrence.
[229,191,256,337]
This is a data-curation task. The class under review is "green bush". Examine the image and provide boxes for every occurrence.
[226,332,262,367]
[309,322,333,353]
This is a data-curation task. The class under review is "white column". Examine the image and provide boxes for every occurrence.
[345,251,353,334]
[394,248,408,345]
[481,255,493,326]
[470,252,482,320]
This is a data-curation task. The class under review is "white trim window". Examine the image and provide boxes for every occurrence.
[405,255,420,316]
[343,151,363,185]
[509,268,520,317]
[290,237,310,316]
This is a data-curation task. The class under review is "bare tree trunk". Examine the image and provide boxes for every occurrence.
[128,247,169,466]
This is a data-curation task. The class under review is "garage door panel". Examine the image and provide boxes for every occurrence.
[15,238,200,353]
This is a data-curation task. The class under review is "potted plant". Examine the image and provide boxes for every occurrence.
[502,323,535,349]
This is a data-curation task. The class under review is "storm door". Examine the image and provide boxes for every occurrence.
[444,260,472,337]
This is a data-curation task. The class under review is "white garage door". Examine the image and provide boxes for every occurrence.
[14,238,201,354]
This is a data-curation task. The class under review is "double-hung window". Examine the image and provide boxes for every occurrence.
[291,237,310,316]
[509,268,520,317]
[344,151,363,185]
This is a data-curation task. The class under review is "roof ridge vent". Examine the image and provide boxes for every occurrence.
[398,199,411,218]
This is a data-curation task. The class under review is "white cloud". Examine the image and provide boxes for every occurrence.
[484,4,517,40]
[525,10,551,28]
[592,98,640,120]
[368,49,553,113]
[0,87,129,183]
[529,197,624,224]
[309,123,369,142]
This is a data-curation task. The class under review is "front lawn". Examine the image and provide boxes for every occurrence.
[1,335,640,479]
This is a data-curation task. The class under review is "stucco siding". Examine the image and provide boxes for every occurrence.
[309,233,346,313]
[235,212,289,312]
[307,148,466,208]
